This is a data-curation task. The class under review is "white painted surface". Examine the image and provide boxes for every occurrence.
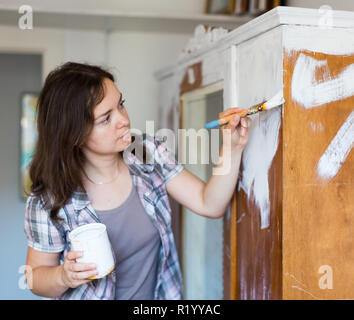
[235,27,283,229]
[291,53,354,109]
[236,27,283,109]
[201,48,228,88]
[238,107,282,229]
[226,45,238,109]
[180,25,229,60]
[284,26,354,55]
[317,111,354,180]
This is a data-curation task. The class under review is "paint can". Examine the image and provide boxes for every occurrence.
[69,223,115,279]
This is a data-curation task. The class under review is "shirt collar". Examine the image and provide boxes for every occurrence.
[71,189,91,212]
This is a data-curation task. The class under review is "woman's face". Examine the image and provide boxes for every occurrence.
[82,78,131,156]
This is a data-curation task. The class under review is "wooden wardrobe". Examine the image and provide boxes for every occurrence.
[155,6,354,300]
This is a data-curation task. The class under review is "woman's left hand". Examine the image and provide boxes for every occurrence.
[220,107,251,151]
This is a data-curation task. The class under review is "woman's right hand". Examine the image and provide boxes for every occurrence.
[60,250,98,289]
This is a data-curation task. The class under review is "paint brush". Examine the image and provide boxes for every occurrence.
[204,90,285,129]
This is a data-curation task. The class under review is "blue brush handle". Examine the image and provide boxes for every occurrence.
[204,120,221,129]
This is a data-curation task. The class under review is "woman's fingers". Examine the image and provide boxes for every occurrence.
[68,257,98,280]
[227,114,241,129]
[70,269,98,281]
[219,107,243,119]
[66,250,83,261]
[70,262,96,273]
[239,117,250,143]
[61,250,98,288]
[223,115,250,132]
[241,117,250,128]
[241,117,251,136]
[221,115,251,149]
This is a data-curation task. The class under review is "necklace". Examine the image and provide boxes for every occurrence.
[85,161,120,185]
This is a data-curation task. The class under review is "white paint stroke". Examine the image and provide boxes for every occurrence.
[292,53,354,109]
[238,107,281,229]
[317,110,354,180]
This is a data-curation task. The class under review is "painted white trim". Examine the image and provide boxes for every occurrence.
[229,45,237,109]
[180,81,223,101]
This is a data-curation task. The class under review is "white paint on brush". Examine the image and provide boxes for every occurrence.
[264,90,285,109]
[317,111,354,180]
[292,53,354,109]
[238,107,282,229]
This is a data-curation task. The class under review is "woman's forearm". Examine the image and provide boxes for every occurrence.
[29,265,69,298]
[202,144,243,218]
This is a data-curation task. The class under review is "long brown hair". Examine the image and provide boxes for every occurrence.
[28,62,115,221]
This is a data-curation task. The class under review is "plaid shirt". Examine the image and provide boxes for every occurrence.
[24,134,184,300]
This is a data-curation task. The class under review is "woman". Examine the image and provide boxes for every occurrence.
[24,62,250,300]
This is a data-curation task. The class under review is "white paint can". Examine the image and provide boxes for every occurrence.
[69,223,115,279]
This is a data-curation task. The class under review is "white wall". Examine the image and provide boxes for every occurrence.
[63,30,107,66]
[288,0,354,11]
[0,53,42,300]
[0,26,106,83]
[0,24,192,131]
[0,25,65,83]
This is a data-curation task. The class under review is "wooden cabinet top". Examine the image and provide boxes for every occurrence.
[155,6,354,80]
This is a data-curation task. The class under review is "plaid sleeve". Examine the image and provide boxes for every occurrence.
[24,195,65,253]
[153,136,184,184]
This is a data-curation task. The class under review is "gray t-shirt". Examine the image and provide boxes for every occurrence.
[95,183,161,300]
